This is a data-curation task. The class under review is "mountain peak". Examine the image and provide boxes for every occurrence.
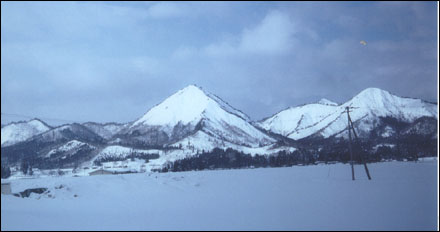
[357,87,389,97]
[317,98,338,106]
[349,87,396,107]
[261,86,437,140]
[1,118,51,147]
[28,118,52,129]
[126,85,273,147]
[174,84,209,100]
[4,118,51,131]
[181,84,203,92]
[132,85,250,128]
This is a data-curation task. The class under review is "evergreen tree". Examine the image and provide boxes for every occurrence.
[28,165,34,176]
[1,165,11,179]
[21,161,29,175]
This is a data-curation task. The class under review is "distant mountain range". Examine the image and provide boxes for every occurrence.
[1,85,437,171]
[1,119,51,147]
[258,87,437,140]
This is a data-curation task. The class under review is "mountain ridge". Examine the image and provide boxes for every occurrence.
[1,85,437,171]
[259,87,437,140]
[114,85,274,149]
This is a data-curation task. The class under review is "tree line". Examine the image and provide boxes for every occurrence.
[156,148,317,173]
[93,152,160,166]
[156,133,436,173]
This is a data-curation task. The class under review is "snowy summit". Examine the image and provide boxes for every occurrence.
[259,87,437,140]
[1,119,51,147]
[131,85,249,127]
[317,98,338,106]
[122,85,275,149]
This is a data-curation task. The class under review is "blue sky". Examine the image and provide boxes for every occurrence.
[1,1,438,125]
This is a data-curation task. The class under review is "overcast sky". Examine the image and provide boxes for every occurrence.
[1,1,438,125]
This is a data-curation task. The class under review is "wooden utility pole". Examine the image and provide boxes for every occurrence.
[348,113,372,180]
[345,106,372,180]
[346,107,355,180]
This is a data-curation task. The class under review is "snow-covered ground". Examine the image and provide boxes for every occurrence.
[1,160,438,230]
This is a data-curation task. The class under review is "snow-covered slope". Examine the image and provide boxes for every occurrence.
[131,85,250,127]
[401,117,437,137]
[82,122,127,140]
[1,119,51,147]
[259,88,437,140]
[46,140,96,158]
[120,85,275,148]
[169,130,296,156]
[317,98,338,106]
[93,145,162,161]
[33,123,104,144]
[258,103,339,138]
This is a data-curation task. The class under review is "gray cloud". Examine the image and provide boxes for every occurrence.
[1,2,437,126]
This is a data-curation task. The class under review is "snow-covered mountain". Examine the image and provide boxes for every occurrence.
[259,88,437,140]
[317,98,338,106]
[401,117,437,137]
[2,86,436,172]
[117,85,275,149]
[33,123,104,144]
[82,122,128,140]
[43,140,98,166]
[1,123,104,170]
[92,145,162,163]
[45,140,96,158]
[1,119,51,147]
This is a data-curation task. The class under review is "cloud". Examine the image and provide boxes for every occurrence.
[1,2,437,124]
[146,2,185,19]
[131,56,160,76]
[240,10,295,53]
[171,46,198,60]
[144,2,234,20]
[201,10,296,56]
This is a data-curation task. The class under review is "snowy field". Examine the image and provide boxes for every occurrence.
[1,159,438,231]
